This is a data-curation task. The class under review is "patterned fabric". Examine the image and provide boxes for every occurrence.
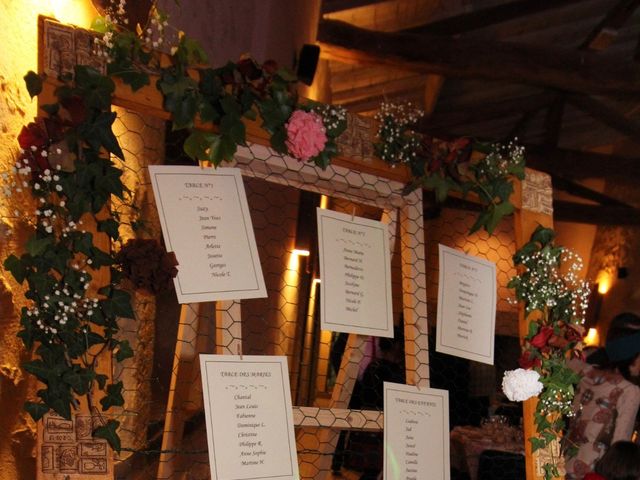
[563,361,640,480]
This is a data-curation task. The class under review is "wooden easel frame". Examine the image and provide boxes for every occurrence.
[37,17,554,480]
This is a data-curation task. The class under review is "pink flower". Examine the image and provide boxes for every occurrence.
[285,110,327,162]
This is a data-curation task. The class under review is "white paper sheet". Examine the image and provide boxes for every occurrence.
[384,382,450,480]
[316,208,393,337]
[199,355,299,480]
[436,244,497,364]
[148,166,266,303]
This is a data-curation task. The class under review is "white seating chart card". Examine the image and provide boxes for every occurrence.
[199,355,299,480]
[384,382,450,480]
[436,244,497,364]
[316,208,393,337]
[149,166,266,303]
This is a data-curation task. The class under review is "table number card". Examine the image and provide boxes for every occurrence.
[316,208,393,337]
[199,355,299,480]
[149,166,266,303]
[384,383,450,480]
[436,244,497,364]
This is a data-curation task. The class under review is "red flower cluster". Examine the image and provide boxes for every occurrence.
[115,239,178,294]
[423,136,472,174]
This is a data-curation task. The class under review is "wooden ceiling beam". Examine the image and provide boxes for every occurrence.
[566,94,640,144]
[525,146,640,179]
[425,195,640,226]
[579,0,640,51]
[553,201,640,225]
[543,95,566,147]
[404,0,589,36]
[317,19,640,96]
[321,0,388,14]
[332,74,425,104]
[550,176,631,207]
[423,92,554,132]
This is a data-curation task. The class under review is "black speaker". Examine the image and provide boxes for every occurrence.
[296,44,320,86]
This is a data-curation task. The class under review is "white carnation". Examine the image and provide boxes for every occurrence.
[502,368,543,402]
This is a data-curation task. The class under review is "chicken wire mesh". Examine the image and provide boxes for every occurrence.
[107,107,523,480]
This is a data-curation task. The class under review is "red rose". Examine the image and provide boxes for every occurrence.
[530,326,554,348]
[548,334,569,349]
[519,350,542,369]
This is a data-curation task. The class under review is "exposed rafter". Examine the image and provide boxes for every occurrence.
[321,0,387,14]
[550,176,631,207]
[423,92,554,132]
[317,19,640,96]
[403,0,590,36]
[425,195,640,226]
[566,94,640,144]
[579,0,640,51]
[553,201,640,225]
[525,146,640,179]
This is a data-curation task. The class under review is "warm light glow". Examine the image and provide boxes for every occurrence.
[292,249,310,257]
[584,328,600,347]
[312,278,321,284]
[287,252,300,270]
[46,0,97,29]
[597,270,613,294]
[320,195,329,209]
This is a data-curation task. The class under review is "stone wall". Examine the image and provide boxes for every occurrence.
[0,3,96,478]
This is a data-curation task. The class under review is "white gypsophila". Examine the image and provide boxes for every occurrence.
[502,368,543,402]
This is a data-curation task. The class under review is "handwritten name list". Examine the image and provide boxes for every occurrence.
[149,166,266,303]
[317,208,393,337]
[384,383,450,480]
[436,245,496,364]
[200,355,298,480]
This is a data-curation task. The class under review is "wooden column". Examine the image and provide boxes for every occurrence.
[513,169,555,480]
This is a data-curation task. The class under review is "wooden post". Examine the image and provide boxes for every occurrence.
[513,169,555,480]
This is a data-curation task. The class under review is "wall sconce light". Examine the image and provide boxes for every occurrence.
[584,327,600,347]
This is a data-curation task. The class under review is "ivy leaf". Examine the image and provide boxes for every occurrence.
[26,236,53,257]
[111,289,134,319]
[4,255,26,283]
[24,71,43,98]
[80,111,124,159]
[23,360,55,383]
[93,419,121,453]
[220,114,246,146]
[115,340,134,362]
[100,382,125,410]
[25,402,50,421]
[98,219,120,240]
[531,226,556,246]
[485,201,515,234]
[62,368,95,395]
[108,63,150,92]
[183,130,219,162]
[95,374,108,390]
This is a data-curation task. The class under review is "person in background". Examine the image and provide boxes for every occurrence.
[563,313,640,480]
[584,441,640,480]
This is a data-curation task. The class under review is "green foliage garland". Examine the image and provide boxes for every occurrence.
[374,102,526,234]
